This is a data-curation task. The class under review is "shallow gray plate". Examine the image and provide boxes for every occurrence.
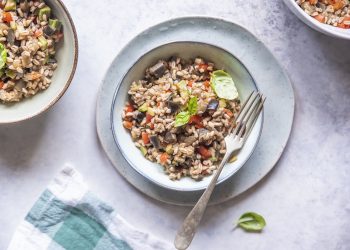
[96,17,295,206]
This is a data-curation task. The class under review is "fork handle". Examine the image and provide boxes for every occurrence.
[174,153,232,250]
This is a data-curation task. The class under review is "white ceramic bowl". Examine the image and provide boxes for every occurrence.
[0,0,78,124]
[283,0,350,39]
[111,41,263,192]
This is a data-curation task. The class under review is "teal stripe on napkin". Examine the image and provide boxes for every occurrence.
[24,189,131,250]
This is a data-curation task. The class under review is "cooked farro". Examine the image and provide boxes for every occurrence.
[296,0,350,28]
[122,57,241,181]
[0,0,63,103]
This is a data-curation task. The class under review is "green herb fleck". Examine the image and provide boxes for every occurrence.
[187,96,198,115]
[0,44,7,70]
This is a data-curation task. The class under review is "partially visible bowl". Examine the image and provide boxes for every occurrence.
[111,41,263,192]
[0,0,78,124]
[283,0,350,39]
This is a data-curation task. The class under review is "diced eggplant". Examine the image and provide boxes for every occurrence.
[206,99,219,111]
[178,160,191,169]
[178,135,196,145]
[183,136,197,145]
[149,61,166,78]
[14,80,25,91]
[6,29,15,45]
[43,25,55,36]
[135,112,145,123]
[149,135,161,149]
[164,131,177,143]
[167,101,180,114]
[47,57,57,64]
[19,0,29,12]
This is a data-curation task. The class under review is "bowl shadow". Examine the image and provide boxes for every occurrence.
[0,111,50,170]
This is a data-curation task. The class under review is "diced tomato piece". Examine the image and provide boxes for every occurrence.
[338,17,350,29]
[224,109,234,117]
[123,121,133,130]
[187,80,194,87]
[125,104,134,113]
[332,0,344,11]
[203,80,210,88]
[198,64,208,71]
[141,132,150,144]
[146,113,153,123]
[2,12,13,23]
[34,29,43,38]
[0,81,4,89]
[149,123,155,129]
[189,115,204,128]
[160,153,168,164]
[198,146,212,159]
[314,15,325,23]
[309,0,318,4]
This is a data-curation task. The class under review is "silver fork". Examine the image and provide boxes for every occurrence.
[174,91,266,250]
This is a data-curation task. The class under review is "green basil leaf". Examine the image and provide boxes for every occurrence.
[210,70,238,100]
[0,43,7,70]
[237,212,266,232]
[175,111,190,127]
[187,96,198,116]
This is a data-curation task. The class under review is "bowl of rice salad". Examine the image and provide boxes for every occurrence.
[0,0,77,123]
[112,42,263,191]
[284,0,350,39]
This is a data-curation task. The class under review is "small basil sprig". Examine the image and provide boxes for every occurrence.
[236,212,266,232]
[174,96,198,127]
[187,96,198,115]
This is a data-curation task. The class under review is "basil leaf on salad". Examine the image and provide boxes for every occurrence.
[237,212,266,232]
[174,97,198,127]
[0,43,7,70]
[187,96,198,115]
[210,70,238,100]
[175,111,190,127]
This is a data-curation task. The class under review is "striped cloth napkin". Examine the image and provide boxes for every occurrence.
[7,166,172,250]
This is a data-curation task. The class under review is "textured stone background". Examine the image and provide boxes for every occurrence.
[0,0,349,249]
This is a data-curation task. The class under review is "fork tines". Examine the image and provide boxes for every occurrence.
[231,91,266,140]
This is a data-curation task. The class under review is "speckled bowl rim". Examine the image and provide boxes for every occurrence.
[283,0,350,40]
[0,0,79,124]
[110,41,264,192]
